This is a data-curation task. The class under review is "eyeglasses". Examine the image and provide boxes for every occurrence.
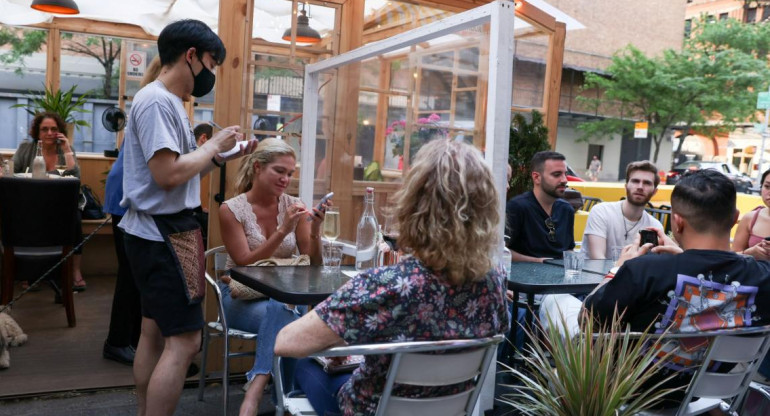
[40,127,59,132]
[545,218,556,242]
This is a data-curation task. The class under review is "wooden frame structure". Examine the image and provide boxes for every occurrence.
[0,0,567,383]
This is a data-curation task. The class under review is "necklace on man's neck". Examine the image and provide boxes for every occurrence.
[621,201,642,240]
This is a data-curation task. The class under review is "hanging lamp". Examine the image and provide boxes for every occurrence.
[282,3,322,44]
[30,0,80,14]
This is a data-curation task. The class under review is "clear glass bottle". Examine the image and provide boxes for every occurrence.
[355,187,379,271]
[32,141,46,178]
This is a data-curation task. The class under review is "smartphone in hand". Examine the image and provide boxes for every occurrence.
[306,192,334,221]
[639,229,658,247]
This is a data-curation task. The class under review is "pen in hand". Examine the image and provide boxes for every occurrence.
[208,120,225,130]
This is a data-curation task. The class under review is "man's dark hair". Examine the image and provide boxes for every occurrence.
[193,123,213,141]
[530,151,565,173]
[625,160,660,187]
[671,169,736,234]
[157,19,226,67]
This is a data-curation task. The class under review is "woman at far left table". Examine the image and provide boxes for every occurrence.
[13,112,80,177]
[13,111,85,291]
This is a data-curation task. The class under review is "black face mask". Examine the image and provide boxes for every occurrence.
[187,59,215,97]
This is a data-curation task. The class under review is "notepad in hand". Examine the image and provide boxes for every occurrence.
[313,355,364,374]
[217,141,251,159]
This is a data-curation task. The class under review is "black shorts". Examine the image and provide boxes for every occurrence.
[123,232,204,337]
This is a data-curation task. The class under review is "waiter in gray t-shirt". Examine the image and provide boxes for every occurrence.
[119,19,257,415]
[581,161,663,259]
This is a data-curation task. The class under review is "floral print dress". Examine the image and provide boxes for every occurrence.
[313,257,510,416]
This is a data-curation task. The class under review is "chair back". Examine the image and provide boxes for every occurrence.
[198,245,258,415]
[581,196,602,212]
[675,326,770,415]
[274,335,503,416]
[0,177,80,247]
[644,207,672,235]
[203,246,230,326]
[629,325,770,416]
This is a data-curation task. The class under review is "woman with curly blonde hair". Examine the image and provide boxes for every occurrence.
[275,139,509,416]
[219,138,326,416]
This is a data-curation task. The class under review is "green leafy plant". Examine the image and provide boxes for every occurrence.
[499,308,681,416]
[11,84,91,130]
[387,113,448,164]
[508,110,550,198]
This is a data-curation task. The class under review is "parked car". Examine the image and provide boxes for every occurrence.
[566,165,584,182]
[665,161,754,193]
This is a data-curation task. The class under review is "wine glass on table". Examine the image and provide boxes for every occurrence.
[55,163,67,176]
[322,206,341,273]
[382,212,400,265]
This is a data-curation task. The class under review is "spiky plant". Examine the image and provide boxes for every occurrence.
[11,84,91,130]
[498,308,682,416]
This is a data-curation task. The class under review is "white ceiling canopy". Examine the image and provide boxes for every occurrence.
[0,0,583,39]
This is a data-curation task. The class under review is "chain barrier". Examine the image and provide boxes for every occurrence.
[0,216,111,314]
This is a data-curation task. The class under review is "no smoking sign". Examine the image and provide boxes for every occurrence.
[126,51,147,79]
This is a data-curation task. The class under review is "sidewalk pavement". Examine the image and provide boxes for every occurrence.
[0,374,518,416]
[0,383,274,416]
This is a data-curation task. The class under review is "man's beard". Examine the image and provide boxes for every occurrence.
[543,182,566,198]
[625,190,653,206]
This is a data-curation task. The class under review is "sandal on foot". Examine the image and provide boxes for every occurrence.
[73,281,87,292]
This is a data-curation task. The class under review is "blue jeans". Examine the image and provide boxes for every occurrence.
[218,282,306,382]
[498,302,527,361]
[295,358,351,416]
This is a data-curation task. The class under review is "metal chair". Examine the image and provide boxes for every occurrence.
[644,207,672,234]
[581,196,603,212]
[636,325,770,416]
[197,246,258,415]
[274,334,504,416]
[0,177,81,327]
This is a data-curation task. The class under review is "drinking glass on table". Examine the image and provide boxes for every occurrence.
[322,206,341,274]
[610,246,624,264]
[55,163,67,176]
[322,242,343,275]
[563,250,585,280]
[323,206,340,242]
[381,212,400,265]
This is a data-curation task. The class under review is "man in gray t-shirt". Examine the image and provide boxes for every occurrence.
[119,19,256,416]
[582,161,663,259]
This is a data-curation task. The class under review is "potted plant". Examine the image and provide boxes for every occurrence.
[11,84,91,139]
[498,309,681,415]
[508,110,550,199]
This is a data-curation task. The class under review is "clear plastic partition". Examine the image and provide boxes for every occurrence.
[300,1,517,243]
[512,30,549,110]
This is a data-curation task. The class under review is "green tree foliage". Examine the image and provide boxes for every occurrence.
[0,28,120,98]
[60,33,121,98]
[508,110,550,198]
[578,17,770,164]
[0,27,46,74]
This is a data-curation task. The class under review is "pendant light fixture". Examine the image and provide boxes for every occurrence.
[30,0,80,14]
[282,2,322,44]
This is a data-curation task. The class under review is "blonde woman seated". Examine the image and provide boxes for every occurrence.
[275,139,509,416]
[219,138,324,416]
